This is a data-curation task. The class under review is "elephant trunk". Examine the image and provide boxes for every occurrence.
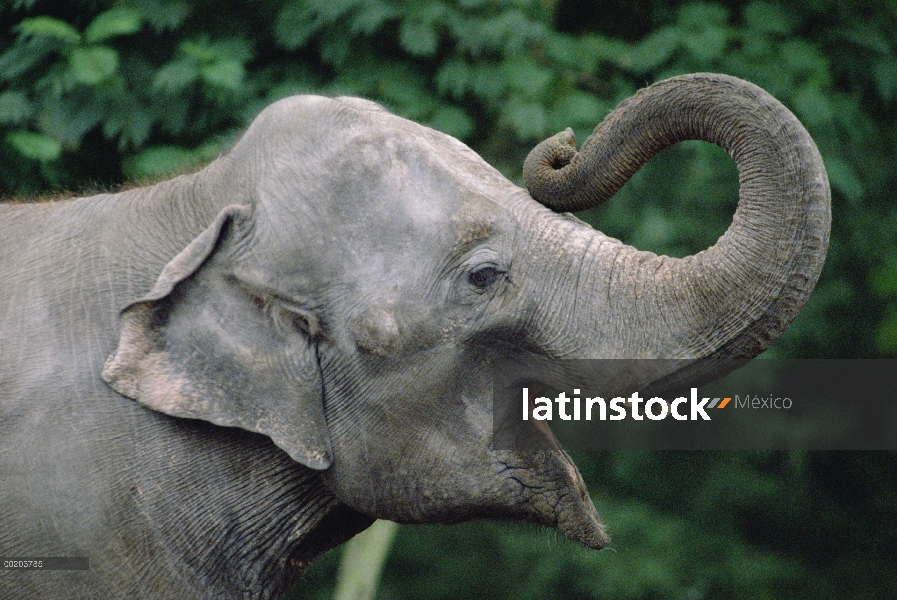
[524,74,830,364]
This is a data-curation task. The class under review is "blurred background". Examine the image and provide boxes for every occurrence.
[2,1,895,598]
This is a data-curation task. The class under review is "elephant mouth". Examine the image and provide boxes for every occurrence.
[492,381,608,550]
[495,449,609,550]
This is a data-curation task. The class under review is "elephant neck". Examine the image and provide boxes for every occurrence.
[68,165,242,308]
[133,424,374,598]
[183,480,372,599]
[116,168,234,260]
[0,169,235,314]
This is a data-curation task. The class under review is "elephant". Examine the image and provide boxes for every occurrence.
[0,73,829,599]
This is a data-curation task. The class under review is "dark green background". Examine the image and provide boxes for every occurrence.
[2,1,895,598]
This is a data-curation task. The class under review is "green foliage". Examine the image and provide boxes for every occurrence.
[83,8,142,43]
[2,1,897,598]
[123,140,221,179]
[5,129,60,161]
[68,46,120,85]
[16,15,80,44]
[0,91,34,123]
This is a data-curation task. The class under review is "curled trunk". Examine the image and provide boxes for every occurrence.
[524,74,830,366]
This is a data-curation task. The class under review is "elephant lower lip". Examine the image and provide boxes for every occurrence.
[548,458,609,550]
[498,450,609,550]
[523,479,609,550]
[556,493,610,550]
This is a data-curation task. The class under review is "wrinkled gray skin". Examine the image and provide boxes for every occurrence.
[0,74,829,598]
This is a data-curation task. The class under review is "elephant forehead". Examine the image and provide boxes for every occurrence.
[251,97,518,228]
[310,133,509,238]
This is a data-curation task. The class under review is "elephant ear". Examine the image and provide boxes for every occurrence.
[102,206,332,470]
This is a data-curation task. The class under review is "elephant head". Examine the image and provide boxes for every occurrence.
[102,74,829,552]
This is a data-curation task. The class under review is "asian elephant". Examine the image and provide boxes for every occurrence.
[0,73,829,599]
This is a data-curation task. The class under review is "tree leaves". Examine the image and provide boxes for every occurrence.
[399,20,439,56]
[16,16,80,45]
[5,130,61,161]
[274,2,321,50]
[0,92,34,125]
[68,47,120,85]
[84,8,143,43]
[744,0,797,35]
[123,141,220,179]
[427,105,474,139]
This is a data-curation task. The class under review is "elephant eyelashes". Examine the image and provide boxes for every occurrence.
[468,265,504,289]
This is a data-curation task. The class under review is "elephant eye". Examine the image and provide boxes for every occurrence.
[253,292,323,340]
[468,265,504,289]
